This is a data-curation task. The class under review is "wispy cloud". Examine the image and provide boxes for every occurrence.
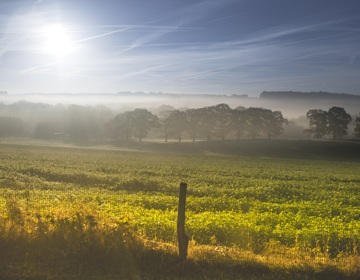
[76,27,132,43]
[20,62,59,74]
[2,0,360,95]
[116,24,182,54]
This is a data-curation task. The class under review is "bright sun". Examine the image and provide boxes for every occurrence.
[40,24,76,56]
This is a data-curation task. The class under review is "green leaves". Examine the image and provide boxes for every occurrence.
[0,144,359,258]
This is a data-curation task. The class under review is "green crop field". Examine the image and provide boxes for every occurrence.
[0,142,359,279]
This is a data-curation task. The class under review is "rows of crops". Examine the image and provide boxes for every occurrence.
[0,143,359,259]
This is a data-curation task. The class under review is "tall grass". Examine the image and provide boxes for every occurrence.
[0,143,359,279]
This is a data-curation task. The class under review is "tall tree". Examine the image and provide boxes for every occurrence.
[211,104,233,141]
[158,110,188,142]
[130,109,158,142]
[107,111,133,141]
[355,114,360,138]
[263,110,288,139]
[168,110,188,142]
[185,108,202,142]
[107,109,158,142]
[231,107,247,140]
[305,109,328,139]
[197,107,217,141]
[158,110,173,142]
[327,107,352,139]
[245,108,266,139]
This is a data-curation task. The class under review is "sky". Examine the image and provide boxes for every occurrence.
[1,0,360,97]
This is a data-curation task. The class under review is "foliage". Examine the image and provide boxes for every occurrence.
[306,107,353,139]
[327,107,352,139]
[156,105,289,142]
[158,110,174,142]
[232,107,247,140]
[184,108,202,142]
[158,110,188,142]
[208,103,233,141]
[305,109,328,139]
[131,108,159,142]
[107,109,158,142]
[263,110,289,139]
[353,114,360,138]
[0,143,359,262]
[106,104,290,143]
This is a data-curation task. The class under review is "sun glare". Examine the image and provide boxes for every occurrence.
[40,24,76,56]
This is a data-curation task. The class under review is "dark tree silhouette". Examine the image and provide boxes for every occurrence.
[211,104,233,141]
[327,107,352,139]
[107,111,133,141]
[355,114,360,138]
[305,109,328,139]
[158,110,173,142]
[306,107,352,139]
[196,107,217,141]
[169,110,188,142]
[245,108,267,139]
[129,109,158,142]
[185,108,202,142]
[107,109,157,142]
[232,107,247,140]
[158,110,188,142]
[263,110,288,139]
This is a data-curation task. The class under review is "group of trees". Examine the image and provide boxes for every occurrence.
[1,101,360,143]
[106,104,289,142]
[105,108,158,142]
[305,107,354,139]
[107,105,360,142]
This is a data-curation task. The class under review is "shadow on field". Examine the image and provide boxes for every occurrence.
[1,238,355,280]
[112,139,360,161]
[115,245,358,280]
[0,203,358,280]
[3,138,360,161]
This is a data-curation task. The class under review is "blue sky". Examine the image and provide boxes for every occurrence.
[1,0,360,97]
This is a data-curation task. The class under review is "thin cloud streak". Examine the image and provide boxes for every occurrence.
[75,24,203,43]
[209,17,359,49]
[2,0,360,95]
[20,62,60,74]
[76,27,131,43]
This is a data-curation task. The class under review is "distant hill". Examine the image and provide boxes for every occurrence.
[260,91,360,101]
[116,91,249,99]
[2,90,359,118]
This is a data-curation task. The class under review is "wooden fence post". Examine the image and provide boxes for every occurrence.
[177,182,189,262]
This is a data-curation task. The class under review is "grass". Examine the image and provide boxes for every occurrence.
[0,140,359,279]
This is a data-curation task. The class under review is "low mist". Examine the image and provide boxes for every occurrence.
[1,91,359,144]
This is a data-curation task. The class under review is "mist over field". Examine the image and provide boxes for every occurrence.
[1,90,360,145]
[2,0,360,278]
[2,91,360,117]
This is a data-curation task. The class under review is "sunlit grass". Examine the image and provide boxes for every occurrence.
[0,143,359,279]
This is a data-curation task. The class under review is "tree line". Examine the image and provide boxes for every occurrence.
[305,107,355,139]
[0,101,359,142]
[105,104,359,142]
[105,104,289,142]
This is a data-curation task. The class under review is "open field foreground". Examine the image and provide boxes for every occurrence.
[0,141,360,279]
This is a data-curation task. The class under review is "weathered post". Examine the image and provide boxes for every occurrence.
[177,182,189,262]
